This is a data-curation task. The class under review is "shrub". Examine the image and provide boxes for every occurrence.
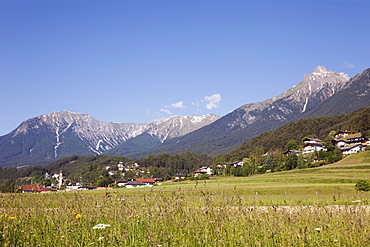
[355,180,370,191]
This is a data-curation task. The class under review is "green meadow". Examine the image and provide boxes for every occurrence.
[2,152,370,246]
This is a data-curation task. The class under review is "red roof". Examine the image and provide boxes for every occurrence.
[135,178,156,183]
[21,185,50,192]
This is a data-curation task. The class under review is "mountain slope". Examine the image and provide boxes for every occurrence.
[0,112,219,167]
[224,106,370,161]
[123,66,353,157]
[299,68,370,118]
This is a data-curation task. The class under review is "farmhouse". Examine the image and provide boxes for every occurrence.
[333,132,367,147]
[191,166,213,177]
[108,171,117,176]
[78,186,98,190]
[134,178,156,187]
[117,162,125,171]
[192,170,208,177]
[20,185,50,193]
[229,161,243,167]
[334,130,356,140]
[116,180,128,187]
[125,180,146,188]
[198,166,212,175]
[340,143,364,155]
[174,174,187,180]
[283,150,303,156]
[303,138,327,154]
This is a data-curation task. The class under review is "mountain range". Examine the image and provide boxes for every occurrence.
[0,112,219,167]
[114,66,368,158]
[1,66,369,167]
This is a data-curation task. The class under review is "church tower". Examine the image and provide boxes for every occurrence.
[58,170,63,189]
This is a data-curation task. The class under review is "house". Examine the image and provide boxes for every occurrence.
[333,132,367,147]
[192,170,208,177]
[134,178,156,187]
[303,144,327,154]
[303,138,323,144]
[303,138,327,154]
[66,185,80,191]
[192,166,212,177]
[117,162,125,171]
[108,171,117,176]
[198,166,212,175]
[229,161,243,167]
[78,186,98,190]
[21,185,50,193]
[174,174,187,180]
[116,180,128,187]
[125,180,146,188]
[334,130,356,140]
[340,144,364,155]
[283,150,303,156]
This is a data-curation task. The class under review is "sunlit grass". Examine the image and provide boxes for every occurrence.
[1,152,370,246]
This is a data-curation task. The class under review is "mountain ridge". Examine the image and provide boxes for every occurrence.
[121,65,355,158]
[1,65,369,166]
[0,111,220,167]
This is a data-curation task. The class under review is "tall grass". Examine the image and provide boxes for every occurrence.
[1,188,370,246]
[2,153,370,246]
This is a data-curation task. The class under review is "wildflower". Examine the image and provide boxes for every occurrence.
[73,222,78,225]
[75,214,82,219]
[97,237,104,241]
[8,216,16,220]
[93,224,111,229]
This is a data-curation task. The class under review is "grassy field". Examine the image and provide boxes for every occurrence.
[1,152,370,246]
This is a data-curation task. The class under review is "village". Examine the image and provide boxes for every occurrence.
[18,130,369,193]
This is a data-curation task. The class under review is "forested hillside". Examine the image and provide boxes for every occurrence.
[223,107,370,161]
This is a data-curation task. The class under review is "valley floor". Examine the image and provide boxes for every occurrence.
[1,153,370,246]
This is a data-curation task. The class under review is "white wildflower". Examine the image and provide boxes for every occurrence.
[93,224,111,229]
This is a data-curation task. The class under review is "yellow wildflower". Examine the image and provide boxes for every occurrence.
[8,216,16,220]
[75,213,82,219]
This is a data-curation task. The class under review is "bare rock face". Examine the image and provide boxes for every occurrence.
[234,66,350,127]
[11,111,220,158]
[148,114,220,143]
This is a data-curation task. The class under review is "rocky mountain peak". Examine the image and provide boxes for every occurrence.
[313,65,329,74]
[237,66,350,126]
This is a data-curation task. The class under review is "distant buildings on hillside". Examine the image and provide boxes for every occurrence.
[284,130,368,157]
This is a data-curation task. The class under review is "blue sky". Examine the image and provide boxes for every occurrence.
[1,1,369,135]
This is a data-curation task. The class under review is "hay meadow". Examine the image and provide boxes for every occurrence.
[2,152,370,246]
